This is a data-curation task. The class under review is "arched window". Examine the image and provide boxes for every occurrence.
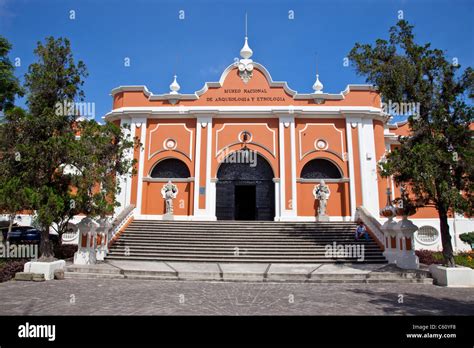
[150,158,190,178]
[300,158,342,179]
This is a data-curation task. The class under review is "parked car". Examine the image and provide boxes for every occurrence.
[0,224,16,241]
[0,226,59,245]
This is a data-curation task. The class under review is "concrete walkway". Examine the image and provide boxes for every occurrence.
[65,260,432,283]
[2,278,473,315]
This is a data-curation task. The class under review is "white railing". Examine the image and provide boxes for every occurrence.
[355,206,419,269]
[354,206,385,247]
[62,230,79,244]
[107,204,136,246]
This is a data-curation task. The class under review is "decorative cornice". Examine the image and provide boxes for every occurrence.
[297,178,350,183]
[104,106,388,124]
[143,177,195,183]
[110,62,377,104]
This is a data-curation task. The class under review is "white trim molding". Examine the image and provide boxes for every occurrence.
[135,117,147,215]
[109,62,377,104]
[345,116,357,218]
[356,117,380,217]
[193,115,213,218]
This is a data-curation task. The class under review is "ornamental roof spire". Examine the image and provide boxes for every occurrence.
[237,13,254,84]
[240,37,253,60]
[169,75,180,94]
[240,13,253,59]
[313,74,324,94]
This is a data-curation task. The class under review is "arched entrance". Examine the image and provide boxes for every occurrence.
[216,151,275,221]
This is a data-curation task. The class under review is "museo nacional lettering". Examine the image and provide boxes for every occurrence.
[206,88,287,102]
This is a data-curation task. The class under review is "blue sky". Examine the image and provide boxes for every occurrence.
[1,0,473,122]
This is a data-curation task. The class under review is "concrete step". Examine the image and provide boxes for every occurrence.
[133,219,355,226]
[106,220,386,264]
[115,231,374,242]
[64,272,125,279]
[113,243,380,248]
[107,251,385,258]
[122,232,362,236]
[105,255,388,263]
[111,243,381,250]
[125,227,357,232]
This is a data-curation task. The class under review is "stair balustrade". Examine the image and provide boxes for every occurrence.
[355,206,419,269]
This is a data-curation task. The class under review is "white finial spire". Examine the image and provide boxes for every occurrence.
[313,74,324,94]
[245,12,248,37]
[240,13,253,59]
[240,36,253,59]
[169,75,180,94]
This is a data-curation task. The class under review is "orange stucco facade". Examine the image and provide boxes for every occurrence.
[106,56,444,223]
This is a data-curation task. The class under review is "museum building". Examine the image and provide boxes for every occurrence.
[102,37,471,252]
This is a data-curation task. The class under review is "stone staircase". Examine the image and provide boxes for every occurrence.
[105,220,387,264]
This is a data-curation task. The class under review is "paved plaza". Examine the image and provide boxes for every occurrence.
[0,278,472,315]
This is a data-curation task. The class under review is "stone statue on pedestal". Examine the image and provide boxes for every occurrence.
[313,180,330,221]
[161,180,178,219]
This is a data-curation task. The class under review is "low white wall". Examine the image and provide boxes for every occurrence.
[378,216,472,252]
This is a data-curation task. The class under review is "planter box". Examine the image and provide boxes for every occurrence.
[429,264,474,287]
[24,260,66,281]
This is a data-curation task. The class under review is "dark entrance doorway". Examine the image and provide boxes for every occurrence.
[235,185,256,220]
[216,152,275,221]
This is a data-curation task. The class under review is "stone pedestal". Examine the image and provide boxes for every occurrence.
[73,217,97,265]
[74,248,97,265]
[24,260,66,281]
[429,264,474,287]
[381,216,419,270]
[316,215,329,222]
[163,213,174,221]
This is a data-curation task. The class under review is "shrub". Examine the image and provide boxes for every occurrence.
[416,249,474,269]
[459,232,474,246]
[454,252,474,269]
[0,260,27,283]
[415,250,444,265]
[53,243,78,260]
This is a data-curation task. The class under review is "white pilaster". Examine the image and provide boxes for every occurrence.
[193,115,202,216]
[193,115,213,219]
[115,117,133,216]
[205,117,214,219]
[273,179,280,221]
[345,117,357,219]
[289,116,297,215]
[278,117,286,219]
[209,179,217,219]
[135,117,147,215]
[357,117,380,216]
[278,115,297,219]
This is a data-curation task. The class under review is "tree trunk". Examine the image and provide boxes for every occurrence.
[39,225,55,261]
[438,208,456,267]
[8,213,14,233]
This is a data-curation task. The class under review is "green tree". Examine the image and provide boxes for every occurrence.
[70,120,136,219]
[0,37,25,238]
[0,36,24,112]
[0,107,31,237]
[50,120,137,243]
[0,36,136,260]
[348,20,474,267]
